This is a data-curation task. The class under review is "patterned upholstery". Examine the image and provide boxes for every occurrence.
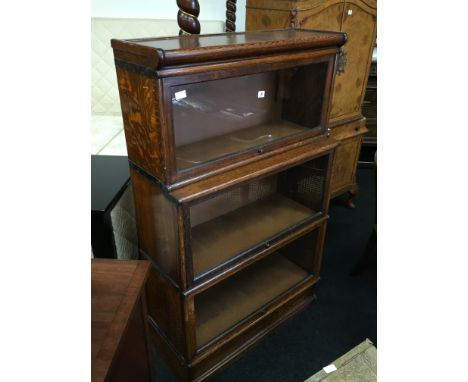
[91,17,225,116]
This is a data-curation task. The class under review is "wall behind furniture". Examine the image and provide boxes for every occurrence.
[91,0,247,32]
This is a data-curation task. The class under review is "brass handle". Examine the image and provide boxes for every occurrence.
[337,50,347,75]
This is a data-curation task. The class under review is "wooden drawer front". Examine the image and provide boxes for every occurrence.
[330,134,362,195]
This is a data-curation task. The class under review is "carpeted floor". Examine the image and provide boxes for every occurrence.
[151,166,377,382]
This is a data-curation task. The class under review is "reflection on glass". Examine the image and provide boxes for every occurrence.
[194,227,318,348]
[171,62,328,171]
[189,156,328,277]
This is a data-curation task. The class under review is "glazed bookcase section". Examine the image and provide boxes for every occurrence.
[112,29,346,186]
[171,61,329,172]
[131,143,334,289]
[194,230,319,350]
[145,227,322,356]
[189,154,330,279]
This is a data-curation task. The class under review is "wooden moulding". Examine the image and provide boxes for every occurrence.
[111,29,346,71]
[171,135,339,200]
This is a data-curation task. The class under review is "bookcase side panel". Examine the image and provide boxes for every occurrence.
[130,168,181,284]
[146,267,190,359]
[115,66,166,181]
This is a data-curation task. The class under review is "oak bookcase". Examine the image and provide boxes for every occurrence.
[112,29,345,381]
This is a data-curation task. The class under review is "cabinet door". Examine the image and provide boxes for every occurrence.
[332,0,377,122]
[299,0,376,123]
[330,135,362,194]
[329,118,366,195]
[299,0,345,32]
[245,1,292,30]
[297,1,346,121]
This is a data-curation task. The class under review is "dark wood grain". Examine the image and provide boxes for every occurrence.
[145,264,191,359]
[91,259,151,382]
[177,0,201,35]
[226,0,237,32]
[130,167,181,283]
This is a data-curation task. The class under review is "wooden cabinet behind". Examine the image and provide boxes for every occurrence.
[246,0,377,204]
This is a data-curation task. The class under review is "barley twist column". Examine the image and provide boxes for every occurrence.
[177,0,200,35]
[225,0,237,32]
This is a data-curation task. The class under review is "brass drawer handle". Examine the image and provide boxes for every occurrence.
[337,50,347,75]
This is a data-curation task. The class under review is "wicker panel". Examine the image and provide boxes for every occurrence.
[190,176,277,227]
[110,184,139,260]
[278,156,328,212]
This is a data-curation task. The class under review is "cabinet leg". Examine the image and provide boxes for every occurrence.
[346,187,359,209]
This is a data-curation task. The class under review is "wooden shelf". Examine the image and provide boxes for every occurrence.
[195,254,309,348]
[176,120,308,170]
[191,193,315,276]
